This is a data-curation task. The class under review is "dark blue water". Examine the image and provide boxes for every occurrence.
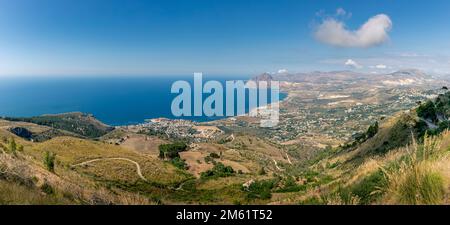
[0,76,285,126]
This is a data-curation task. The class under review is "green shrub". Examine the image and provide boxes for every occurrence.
[200,162,235,179]
[350,170,386,205]
[204,155,215,164]
[366,121,379,138]
[303,170,320,183]
[171,157,188,170]
[8,138,17,154]
[43,151,56,173]
[397,169,444,205]
[245,180,275,200]
[417,100,437,122]
[40,183,55,195]
[181,180,197,192]
[158,142,187,159]
[276,176,306,193]
[209,152,220,159]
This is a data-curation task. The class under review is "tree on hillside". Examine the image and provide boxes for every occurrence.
[43,151,56,173]
[417,100,437,122]
[158,142,187,160]
[366,121,379,139]
[200,162,235,179]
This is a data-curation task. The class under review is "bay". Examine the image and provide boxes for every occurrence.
[0,75,286,126]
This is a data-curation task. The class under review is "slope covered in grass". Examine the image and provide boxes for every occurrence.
[298,92,450,205]
[3,112,114,138]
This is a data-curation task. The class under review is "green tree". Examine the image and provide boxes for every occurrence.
[417,100,437,122]
[43,151,56,173]
[366,121,379,138]
[209,152,220,159]
[170,157,187,170]
[158,142,187,159]
[245,180,275,200]
[200,162,235,179]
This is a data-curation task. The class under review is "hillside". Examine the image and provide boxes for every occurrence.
[0,125,191,204]
[2,112,114,139]
[1,91,450,205]
[287,91,450,205]
[0,119,296,204]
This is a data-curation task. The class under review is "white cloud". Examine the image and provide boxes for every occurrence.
[375,64,387,69]
[400,53,420,57]
[321,53,450,75]
[314,13,392,48]
[336,8,347,16]
[345,59,362,69]
[277,69,288,74]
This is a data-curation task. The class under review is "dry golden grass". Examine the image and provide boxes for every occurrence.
[379,133,448,205]
[0,179,74,205]
[0,122,183,204]
[306,123,450,205]
[0,150,153,205]
[25,136,189,184]
[119,134,168,155]
[0,119,51,133]
[76,160,143,183]
[180,149,251,177]
[196,175,250,190]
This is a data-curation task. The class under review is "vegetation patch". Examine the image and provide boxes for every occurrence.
[200,162,235,179]
[159,142,188,170]
[243,179,275,200]
[3,112,113,138]
[43,151,56,173]
[349,170,386,205]
[381,134,447,205]
[159,142,187,159]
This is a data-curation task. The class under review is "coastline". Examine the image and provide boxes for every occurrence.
[120,91,290,128]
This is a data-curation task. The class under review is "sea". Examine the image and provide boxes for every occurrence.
[0,75,286,126]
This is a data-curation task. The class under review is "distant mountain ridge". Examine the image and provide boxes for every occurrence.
[251,69,438,87]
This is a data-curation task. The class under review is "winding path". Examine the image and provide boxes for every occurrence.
[229,134,235,142]
[71,157,147,181]
[273,159,284,171]
[285,153,292,165]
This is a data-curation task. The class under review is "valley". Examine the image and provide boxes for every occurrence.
[1,69,450,205]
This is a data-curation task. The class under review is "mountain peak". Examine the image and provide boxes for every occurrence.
[389,69,428,78]
[252,72,273,82]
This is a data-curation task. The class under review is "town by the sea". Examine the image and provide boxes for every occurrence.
[0,75,286,126]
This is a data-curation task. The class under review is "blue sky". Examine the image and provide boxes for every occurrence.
[1,0,450,76]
